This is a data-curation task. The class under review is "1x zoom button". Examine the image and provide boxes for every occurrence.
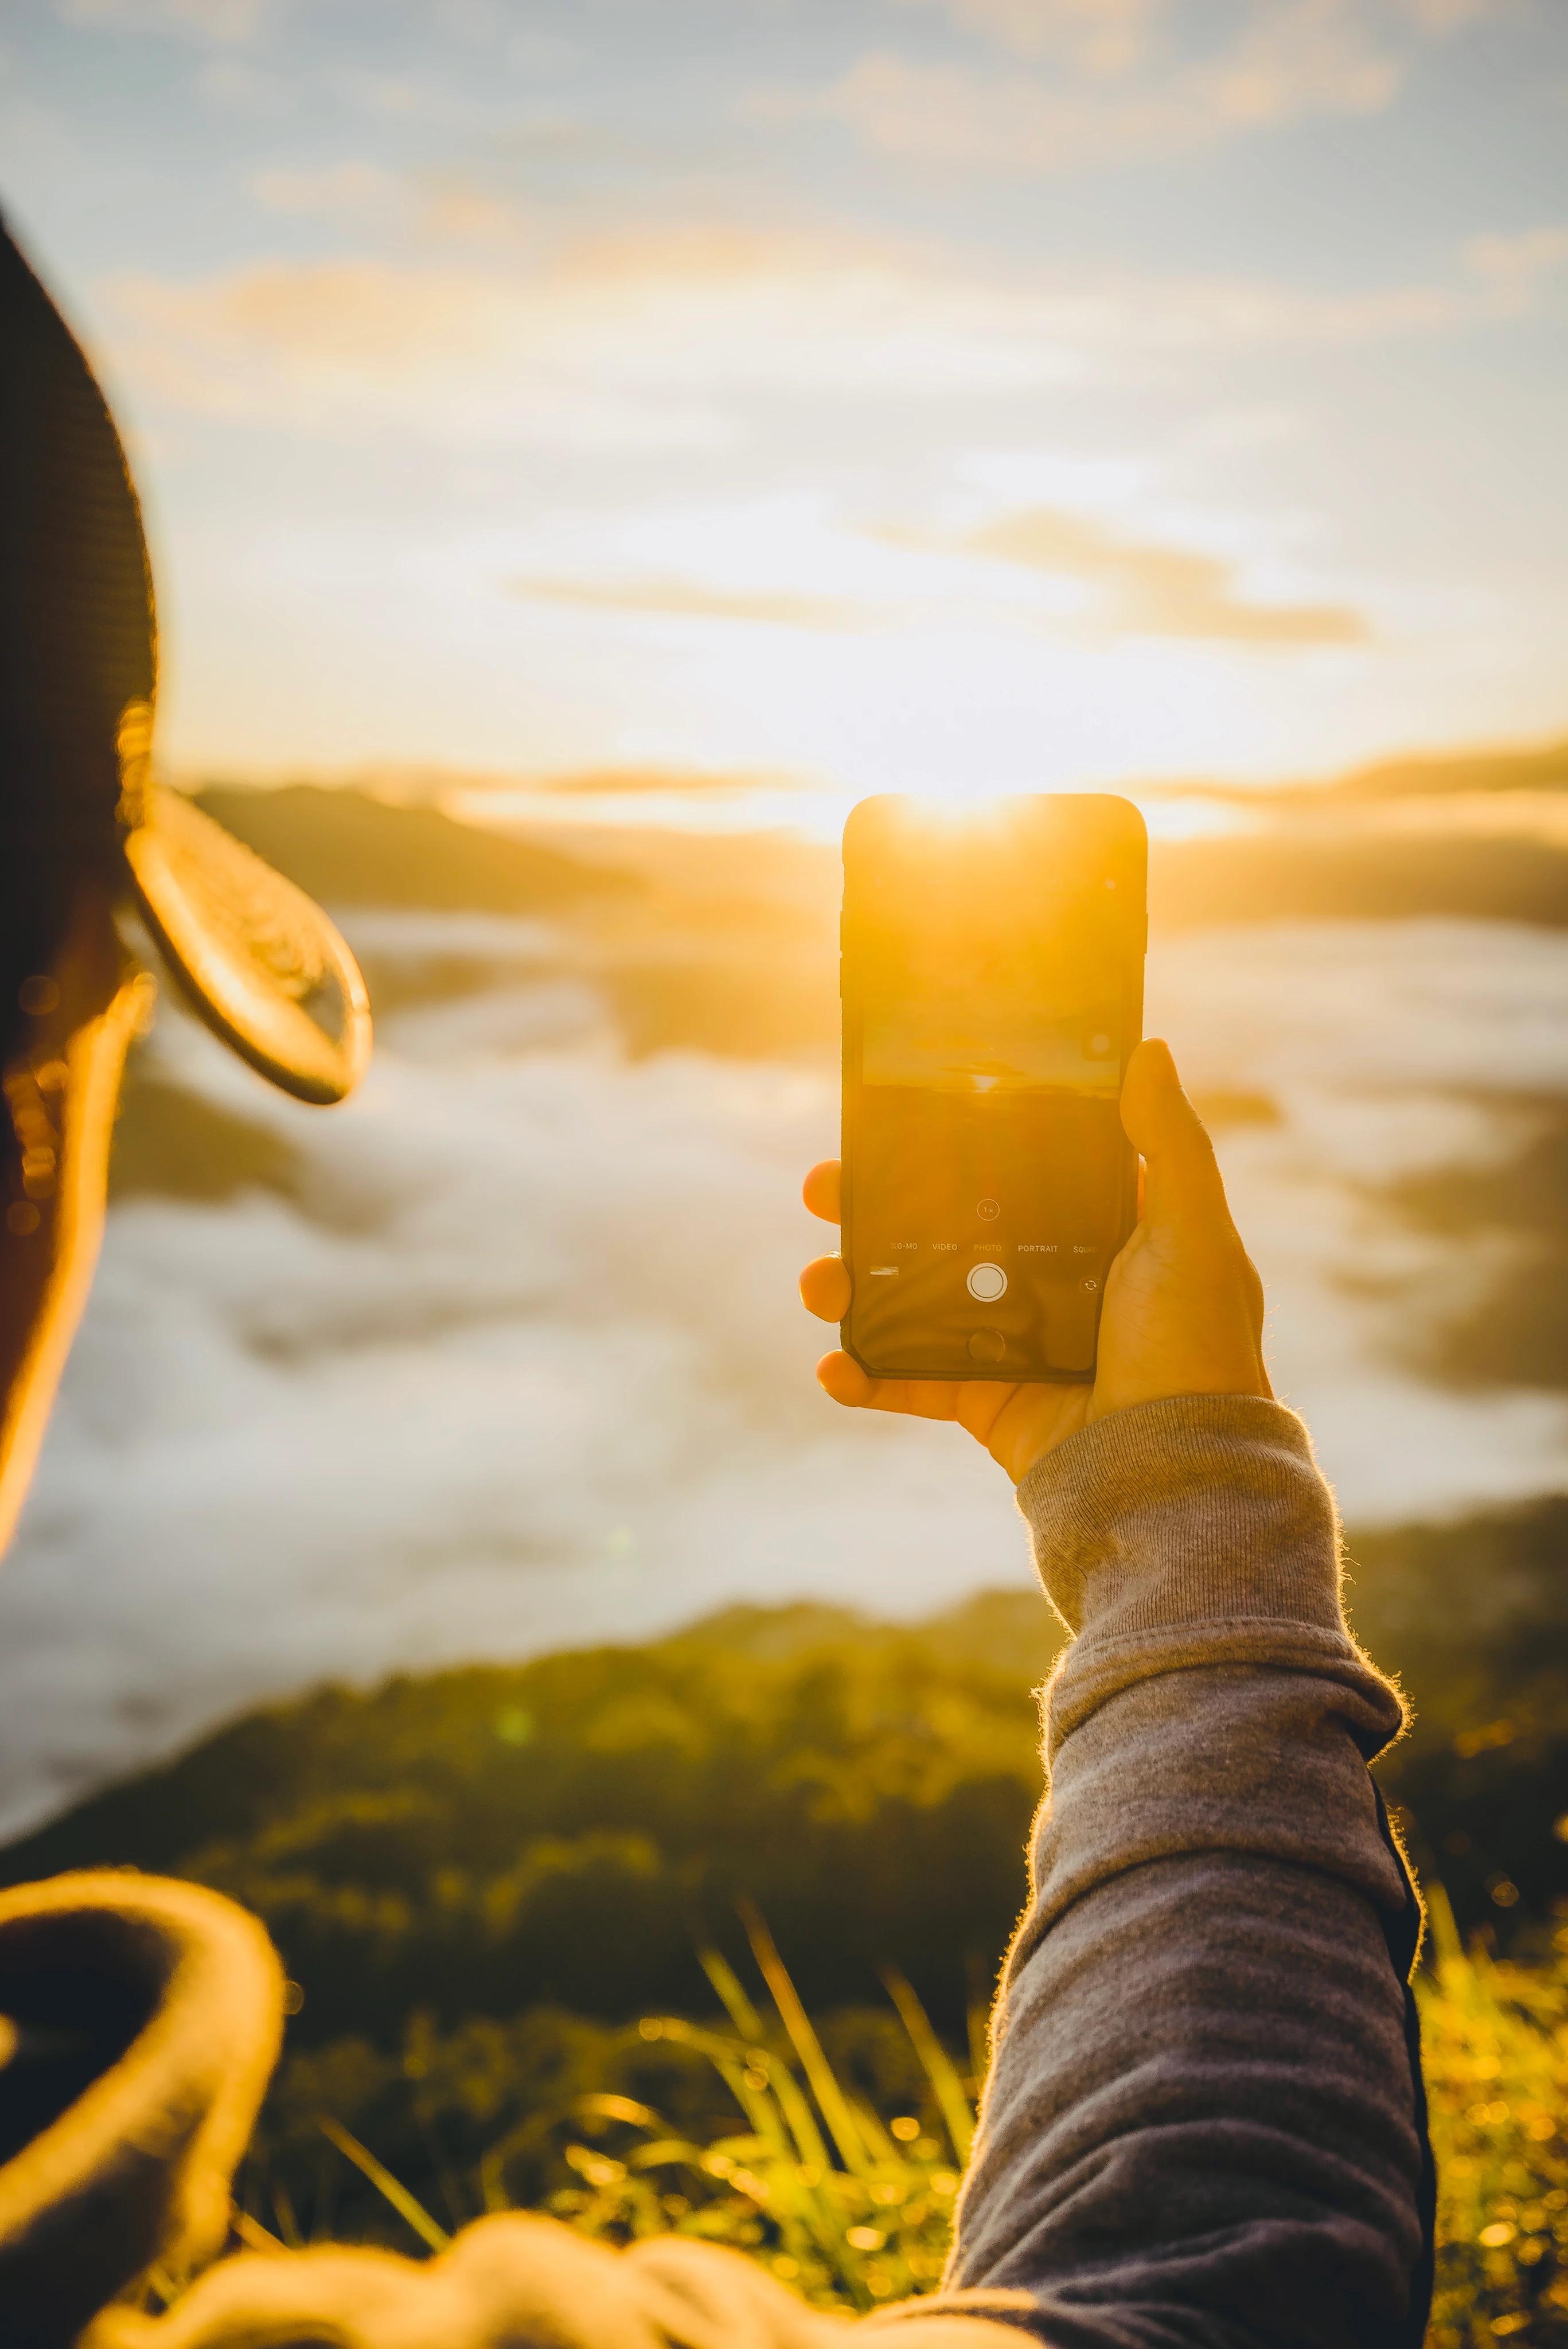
[966,1262,1008,1303]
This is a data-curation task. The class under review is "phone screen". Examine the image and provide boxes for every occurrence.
[841,795,1146,1381]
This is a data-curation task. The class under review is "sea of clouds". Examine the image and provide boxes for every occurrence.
[1,909,1566,1837]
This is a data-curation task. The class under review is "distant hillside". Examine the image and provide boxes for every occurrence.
[1143,735,1568,805]
[1329,738,1568,799]
[1345,1498,1568,1936]
[0,1590,1064,2046]
[195,785,627,912]
[186,776,1568,950]
[108,1059,301,1208]
[1149,829,1568,930]
[1,1511,1563,2050]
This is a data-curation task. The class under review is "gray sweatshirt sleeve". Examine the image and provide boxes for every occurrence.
[881,1395,1432,2349]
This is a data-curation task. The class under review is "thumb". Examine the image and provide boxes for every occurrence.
[1119,1038,1230,1231]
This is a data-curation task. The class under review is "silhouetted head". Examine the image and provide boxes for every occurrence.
[0,226,149,1072]
[0,216,373,1549]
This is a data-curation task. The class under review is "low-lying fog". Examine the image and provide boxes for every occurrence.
[2,788,1566,1837]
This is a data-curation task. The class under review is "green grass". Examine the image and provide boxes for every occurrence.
[12,1533,1564,2058]
[1421,1896,1568,2345]
[529,1914,971,2311]
[227,1907,1568,2338]
[275,1909,974,2313]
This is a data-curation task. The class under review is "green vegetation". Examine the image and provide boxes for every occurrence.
[224,1897,1568,2340]
[1347,1499,1568,1938]
[5,1503,1562,2038]
[246,1913,975,2313]
[1422,1899,1568,2344]
[5,1500,1565,2333]
[0,1594,1063,2046]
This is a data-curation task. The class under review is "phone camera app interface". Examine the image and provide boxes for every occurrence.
[846,798,1143,1378]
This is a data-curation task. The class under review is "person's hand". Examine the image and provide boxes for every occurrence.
[799,1037,1271,1486]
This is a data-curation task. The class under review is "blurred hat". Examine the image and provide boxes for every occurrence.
[0,217,370,1105]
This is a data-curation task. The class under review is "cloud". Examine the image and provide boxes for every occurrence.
[818,10,1401,174]
[959,505,1370,642]
[891,0,1164,73]
[0,962,1019,1832]
[511,577,871,631]
[533,769,813,798]
[60,0,266,36]
[1202,1,1402,126]
[251,161,402,222]
[104,236,1080,447]
[1464,224,1568,314]
[5,909,1568,1829]
[111,258,534,432]
[109,253,747,451]
[510,501,1370,649]
[756,0,1500,177]
[891,0,1496,80]
[104,227,1464,452]
[1390,0,1499,27]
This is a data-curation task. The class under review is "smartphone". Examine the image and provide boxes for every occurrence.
[840,794,1146,1383]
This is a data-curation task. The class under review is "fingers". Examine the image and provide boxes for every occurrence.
[802,1160,841,1224]
[1111,1039,1272,1406]
[1243,1249,1266,1343]
[1242,1250,1273,1393]
[817,1349,873,1406]
[1120,1039,1232,1232]
[816,1352,968,1422]
[799,1254,851,1321]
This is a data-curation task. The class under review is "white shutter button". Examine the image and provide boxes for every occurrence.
[966,1262,1008,1303]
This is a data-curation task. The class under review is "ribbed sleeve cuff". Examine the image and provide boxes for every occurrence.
[1016,1395,1406,1765]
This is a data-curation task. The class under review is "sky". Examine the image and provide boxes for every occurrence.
[2,0,1566,802]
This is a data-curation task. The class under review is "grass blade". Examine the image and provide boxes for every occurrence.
[1425,1879,1463,1969]
[270,2180,304,2252]
[738,1898,871,2176]
[319,2116,450,2253]
[698,1945,768,2042]
[881,1968,974,2165]
[229,2202,284,2257]
[849,2095,895,2163]
[650,2016,812,2169]
[574,2093,660,2128]
[756,2054,834,2176]
[967,2000,990,2098]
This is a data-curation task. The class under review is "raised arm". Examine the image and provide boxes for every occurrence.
[805,1041,1433,2347]
[929,1396,1432,2346]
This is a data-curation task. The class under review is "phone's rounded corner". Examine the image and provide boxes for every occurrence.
[842,794,902,854]
[1095,791,1148,848]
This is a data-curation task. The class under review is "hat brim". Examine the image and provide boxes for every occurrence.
[124,785,371,1106]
